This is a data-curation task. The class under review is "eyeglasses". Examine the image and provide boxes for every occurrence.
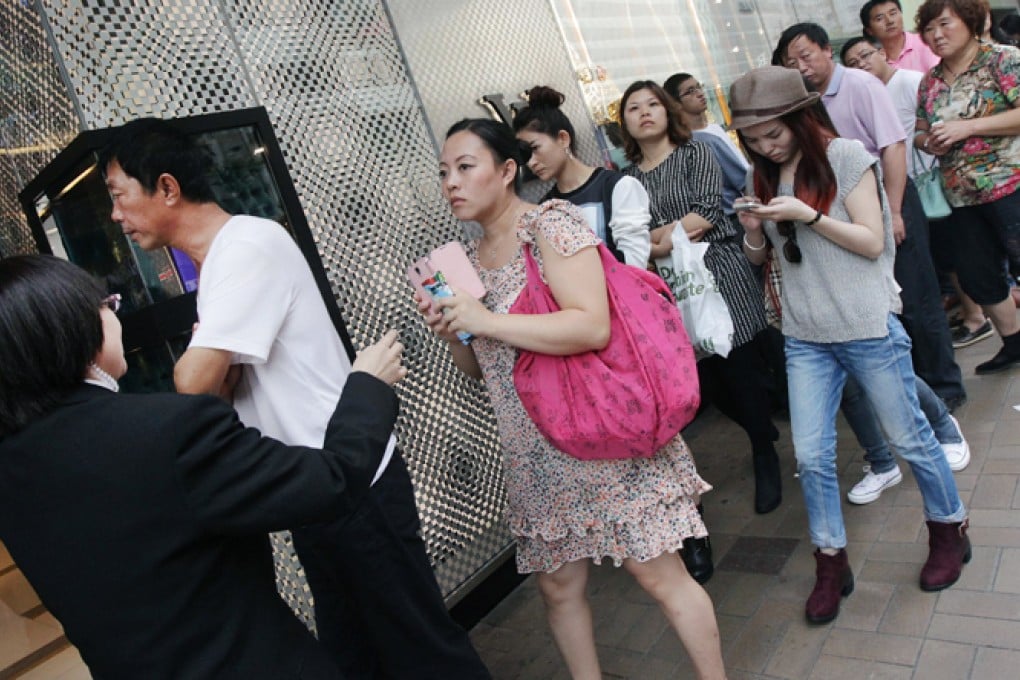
[679,83,704,98]
[777,221,802,263]
[101,293,122,314]
[845,49,877,69]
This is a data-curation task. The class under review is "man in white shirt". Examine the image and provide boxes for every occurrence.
[101,118,490,679]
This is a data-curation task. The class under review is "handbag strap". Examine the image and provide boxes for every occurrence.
[518,244,560,314]
[911,143,938,174]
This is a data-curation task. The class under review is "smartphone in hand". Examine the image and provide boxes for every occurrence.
[733,200,763,212]
[408,241,485,312]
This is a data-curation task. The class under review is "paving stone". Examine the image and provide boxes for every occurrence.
[808,655,913,679]
[866,540,927,564]
[936,588,1020,619]
[724,598,799,673]
[993,547,1020,594]
[820,628,922,666]
[927,612,1020,647]
[717,536,799,576]
[715,573,775,617]
[913,640,976,680]
[603,602,664,654]
[877,506,925,543]
[835,580,895,632]
[954,545,998,591]
[593,644,643,678]
[973,647,1020,679]
[763,620,829,679]
[877,585,936,637]
[857,559,921,586]
[969,475,1018,509]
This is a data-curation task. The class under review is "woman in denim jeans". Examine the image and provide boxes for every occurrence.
[728,66,969,625]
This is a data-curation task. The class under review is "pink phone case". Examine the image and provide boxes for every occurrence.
[408,241,486,310]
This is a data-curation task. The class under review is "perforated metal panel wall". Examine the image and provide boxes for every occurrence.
[31,0,518,619]
[387,0,603,194]
[0,1,78,256]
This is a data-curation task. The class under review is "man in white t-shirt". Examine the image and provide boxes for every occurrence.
[102,118,490,679]
[841,36,935,179]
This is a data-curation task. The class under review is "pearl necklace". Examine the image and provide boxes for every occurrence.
[85,363,120,392]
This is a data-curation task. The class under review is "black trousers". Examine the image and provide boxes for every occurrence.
[291,454,491,680]
[697,331,779,455]
[896,180,966,403]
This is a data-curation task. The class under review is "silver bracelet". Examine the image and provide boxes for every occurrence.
[743,233,767,251]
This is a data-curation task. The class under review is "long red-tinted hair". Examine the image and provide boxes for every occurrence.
[739,104,838,215]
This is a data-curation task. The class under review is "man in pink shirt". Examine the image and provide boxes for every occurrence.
[860,0,941,72]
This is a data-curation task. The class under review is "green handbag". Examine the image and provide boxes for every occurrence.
[913,146,952,220]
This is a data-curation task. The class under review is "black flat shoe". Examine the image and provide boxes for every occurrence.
[681,536,714,584]
[975,345,1020,374]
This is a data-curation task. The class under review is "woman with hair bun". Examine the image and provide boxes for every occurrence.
[419,118,726,680]
[513,85,651,268]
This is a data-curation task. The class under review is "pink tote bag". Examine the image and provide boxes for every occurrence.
[510,242,700,460]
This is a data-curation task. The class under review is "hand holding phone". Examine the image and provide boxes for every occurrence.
[408,242,485,307]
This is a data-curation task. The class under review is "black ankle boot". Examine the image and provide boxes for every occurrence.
[682,504,714,584]
[976,330,1020,374]
[753,448,782,514]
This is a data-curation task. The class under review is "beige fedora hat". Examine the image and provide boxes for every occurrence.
[728,66,821,131]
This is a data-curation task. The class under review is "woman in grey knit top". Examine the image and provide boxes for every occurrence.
[728,66,969,627]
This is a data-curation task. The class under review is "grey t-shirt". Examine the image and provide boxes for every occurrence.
[763,138,901,343]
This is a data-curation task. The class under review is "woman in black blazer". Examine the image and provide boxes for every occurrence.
[0,255,406,679]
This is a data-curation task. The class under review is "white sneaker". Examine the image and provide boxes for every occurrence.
[847,465,903,504]
[943,415,971,472]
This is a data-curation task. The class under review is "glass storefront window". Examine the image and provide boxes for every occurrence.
[549,0,870,149]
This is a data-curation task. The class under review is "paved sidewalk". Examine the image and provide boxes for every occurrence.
[469,340,1020,679]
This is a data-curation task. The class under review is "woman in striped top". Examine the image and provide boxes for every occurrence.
[620,81,781,537]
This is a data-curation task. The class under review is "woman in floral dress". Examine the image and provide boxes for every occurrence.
[416,118,726,680]
[915,0,1020,373]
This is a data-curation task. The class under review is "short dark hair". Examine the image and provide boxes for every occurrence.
[446,118,526,194]
[860,0,903,32]
[618,80,692,164]
[662,72,695,101]
[512,85,577,152]
[916,0,989,37]
[99,118,215,203]
[840,35,883,63]
[776,23,831,64]
[0,255,106,437]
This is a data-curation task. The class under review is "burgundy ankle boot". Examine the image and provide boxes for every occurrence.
[805,549,854,624]
[920,519,971,592]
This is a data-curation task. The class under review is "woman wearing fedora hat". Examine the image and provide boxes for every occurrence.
[730,66,969,625]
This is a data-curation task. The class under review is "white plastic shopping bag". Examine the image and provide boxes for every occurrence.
[653,227,734,359]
